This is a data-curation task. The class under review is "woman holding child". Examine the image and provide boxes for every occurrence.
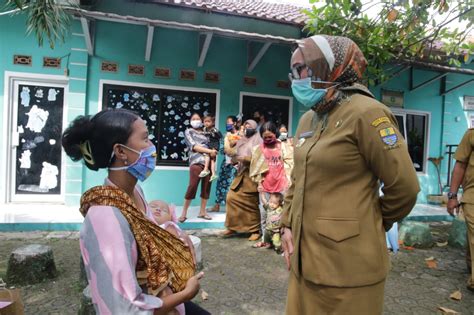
[179,113,217,222]
[62,108,208,314]
[222,119,262,241]
[249,121,293,249]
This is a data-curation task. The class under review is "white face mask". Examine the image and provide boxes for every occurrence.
[279,133,288,140]
[190,120,202,129]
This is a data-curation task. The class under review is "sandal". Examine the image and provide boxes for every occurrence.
[220,229,236,237]
[248,233,261,241]
[252,241,271,249]
[207,205,220,212]
[178,216,187,223]
[197,214,212,220]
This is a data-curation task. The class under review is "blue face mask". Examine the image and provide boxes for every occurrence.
[109,145,157,182]
[226,124,234,132]
[291,77,327,108]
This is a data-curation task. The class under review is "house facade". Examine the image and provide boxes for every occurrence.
[0,0,473,229]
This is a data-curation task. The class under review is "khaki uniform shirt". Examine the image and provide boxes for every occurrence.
[280,94,420,287]
[454,129,474,204]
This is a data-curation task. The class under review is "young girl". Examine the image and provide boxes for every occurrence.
[249,121,294,248]
[262,192,284,252]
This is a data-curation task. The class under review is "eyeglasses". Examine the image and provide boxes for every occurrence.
[288,63,313,81]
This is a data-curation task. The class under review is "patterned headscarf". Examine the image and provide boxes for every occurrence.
[296,35,373,114]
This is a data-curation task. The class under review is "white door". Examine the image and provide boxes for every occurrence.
[7,79,67,203]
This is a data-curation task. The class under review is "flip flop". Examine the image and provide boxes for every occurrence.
[207,205,220,212]
[252,241,271,249]
[197,214,212,220]
[178,216,187,223]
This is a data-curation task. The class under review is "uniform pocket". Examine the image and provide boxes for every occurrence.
[315,217,360,242]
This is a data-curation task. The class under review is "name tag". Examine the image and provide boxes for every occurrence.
[299,131,314,139]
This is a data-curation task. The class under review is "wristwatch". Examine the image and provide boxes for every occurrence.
[447,192,458,200]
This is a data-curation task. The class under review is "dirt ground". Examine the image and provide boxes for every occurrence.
[0,222,473,314]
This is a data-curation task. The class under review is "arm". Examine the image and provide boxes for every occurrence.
[447,162,467,215]
[356,108,420,231]
[184,129,216,156]
[447,130,472,215]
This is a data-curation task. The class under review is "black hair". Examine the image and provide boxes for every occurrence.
[226,115,237,123]
[270,192,284,205]
[61,108,139,171]
[191,112,202,120]
[259,121,280,138]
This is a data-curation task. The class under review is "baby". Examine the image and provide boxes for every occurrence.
[262,193,284,252]
[148,200,197,300]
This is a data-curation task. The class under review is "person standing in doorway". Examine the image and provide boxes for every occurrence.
[447,128,474,292]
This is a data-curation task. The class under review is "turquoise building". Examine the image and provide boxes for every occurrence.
[0,0,473,229]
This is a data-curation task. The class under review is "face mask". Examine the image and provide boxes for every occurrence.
[226,124,234,132]
[190,120,202,129]
[109,145,157,182]
[291,77,327,108]
[279,133,288,141]
[263,135,277,145]
[245,128,256,138]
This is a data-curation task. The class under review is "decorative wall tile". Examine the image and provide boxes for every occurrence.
[43,57,61,68]
[101,61,118,73]
[204,72,219,83]
[276,80,290,89]
[180,69,196,80]
[155,67,171,78]
[14,55,32,66]
[243,76,257,86]
[128,64,145,76]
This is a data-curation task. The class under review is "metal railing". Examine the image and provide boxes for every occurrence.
[445,144,458,188]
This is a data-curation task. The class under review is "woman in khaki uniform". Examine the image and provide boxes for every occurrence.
[280,35,420,314]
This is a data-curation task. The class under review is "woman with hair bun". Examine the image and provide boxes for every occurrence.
[62,108,209,315]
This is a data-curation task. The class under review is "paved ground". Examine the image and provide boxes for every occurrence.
[0,223,473,314]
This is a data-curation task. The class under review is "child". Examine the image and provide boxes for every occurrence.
[147,200,197,315]
[254,192,284,252]
[148,200,196,263]
[199,115,222,181]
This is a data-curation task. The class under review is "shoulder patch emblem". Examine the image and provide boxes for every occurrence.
[379,127,398,146]
[371,117,391,127]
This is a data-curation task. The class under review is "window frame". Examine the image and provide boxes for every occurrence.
[391,108,431,175]
[98,79,220,170]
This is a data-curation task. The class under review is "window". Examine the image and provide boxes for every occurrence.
[102,83,217,167]
[240,93,293,130]
[393,110,430,173]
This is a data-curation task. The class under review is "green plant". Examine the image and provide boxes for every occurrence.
[3,0,74,48]
[303,0,474,85]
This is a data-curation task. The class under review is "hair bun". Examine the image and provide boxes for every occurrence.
[61,115,94,163]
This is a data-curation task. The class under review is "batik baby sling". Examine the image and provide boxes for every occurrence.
[79,185,195,293]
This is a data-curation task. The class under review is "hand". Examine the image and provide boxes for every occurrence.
[209,149,217,158]
[184,272,204,300]
[447,199,460,216]
[281,227,294,271]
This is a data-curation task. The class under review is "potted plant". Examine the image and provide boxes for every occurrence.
[427,157,446,205]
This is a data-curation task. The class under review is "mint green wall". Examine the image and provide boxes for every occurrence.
[371,65,474,203]
[3,1,474,207]
[83,20,299,205]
